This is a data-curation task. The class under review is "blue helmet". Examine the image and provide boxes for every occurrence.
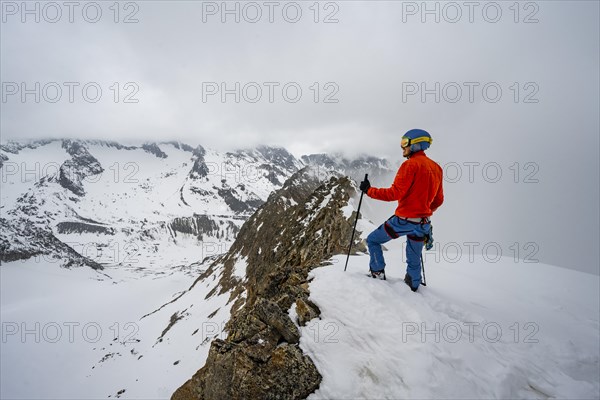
[401,129,432,153]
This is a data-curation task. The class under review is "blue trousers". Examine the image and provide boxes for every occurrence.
[367,216,431,287]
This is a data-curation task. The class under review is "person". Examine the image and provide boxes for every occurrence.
[359,129,444,292]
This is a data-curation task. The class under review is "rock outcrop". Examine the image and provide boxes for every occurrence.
[189,145,210,179]
[301,152,392,184]
[58,140,103,196]
[169,214,239,241]
[142,142,168,158]
[0,217,103,269]
[172,167,365,400]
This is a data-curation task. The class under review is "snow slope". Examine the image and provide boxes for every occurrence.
[298,251,600,399]
[0,258,234,399]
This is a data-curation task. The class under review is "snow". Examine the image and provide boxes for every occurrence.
[0,140,69,208]
[299,252,600,399]
[316,193,332,213]
[341,202,354,220]
[0,259,234,399]
[231,256,248,280]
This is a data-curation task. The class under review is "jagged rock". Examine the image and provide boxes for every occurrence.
[169,214,238,240]
[295,298,320,327]
[241,172,359,308]
[85,140,136,150]
[142,143,168,158]
[192,145,206,158]
[0,217,102,269]
[301,152,392,184]
[217,187,262,214]
[58,140,103,196]
[254,298,300,344]
[0,153,8,168]
[190,145,209,179]
[172,168,362,400]
[241,329,280,362]
[173,340,321,400]
[253,146,299,186]
[226,310,268,343]
[165,141,195,152]
[181,143,196,153]
[0,139,56,154]
[56,221,115,235]
[255,145,298,172]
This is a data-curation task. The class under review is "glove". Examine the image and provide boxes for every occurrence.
[424,226,434,251]
[359,178,371,193]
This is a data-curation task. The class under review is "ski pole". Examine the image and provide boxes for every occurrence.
[344,173,368,272]
[420,254,427,286]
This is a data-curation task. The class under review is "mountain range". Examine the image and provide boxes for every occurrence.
[0,139,392,274]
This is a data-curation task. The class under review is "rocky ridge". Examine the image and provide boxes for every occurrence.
[58,139,104,196]
[172,167,366,400]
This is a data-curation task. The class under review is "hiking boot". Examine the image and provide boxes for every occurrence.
[404,273,418,292]
[370,269,386,280]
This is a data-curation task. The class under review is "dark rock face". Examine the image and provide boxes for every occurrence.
[85,140,137,150]
[216,187,262,215]
[224,146,302,188]
[180,143,196,153]
[192,145,206,159]
[169,214,239,241]
[300,153,338,170]
[301,152,393,184]
[169,214,218,237]
[0,153,7,168]
[142,143,168,158]
[0,218,102,269]
[58,140,104,196]
[190,145,209,179]
[166,141,197,153]
[256,146,299,173]
[172,168,364,400]
[0,139,56,154]
[0,182,103,269]
[295,298,320,327]
[56,221,115,235]
[260,163,284,186]
[254,146,300,187]
[253,297,300,344]
[174,340,321,400]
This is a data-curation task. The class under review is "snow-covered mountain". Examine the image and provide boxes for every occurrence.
[301,152,392,184]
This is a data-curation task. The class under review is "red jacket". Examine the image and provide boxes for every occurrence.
[367,151,444,218]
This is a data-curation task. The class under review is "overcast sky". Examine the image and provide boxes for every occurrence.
[1,1,599,273]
